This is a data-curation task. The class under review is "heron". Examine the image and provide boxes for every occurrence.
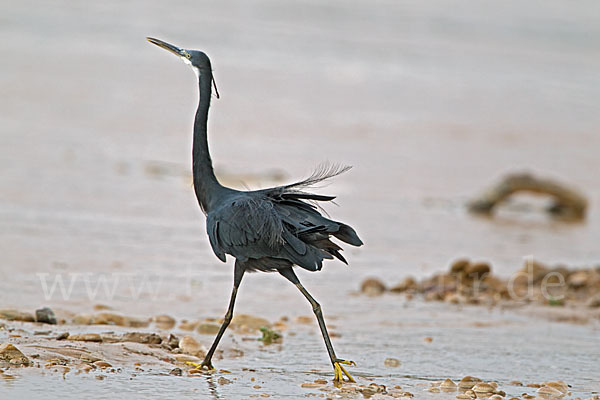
[146,37,363,382]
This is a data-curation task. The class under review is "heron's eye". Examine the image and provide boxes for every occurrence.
[185,53,191,59]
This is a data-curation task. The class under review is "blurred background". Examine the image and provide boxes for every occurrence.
[1,0,599,316]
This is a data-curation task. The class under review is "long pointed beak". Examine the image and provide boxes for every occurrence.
[146,37,186,57]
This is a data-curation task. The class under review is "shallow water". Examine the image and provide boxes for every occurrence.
[1,0,599,398]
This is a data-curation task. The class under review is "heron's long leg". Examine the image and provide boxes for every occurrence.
[191,261,245,370]
[278,268,355,383]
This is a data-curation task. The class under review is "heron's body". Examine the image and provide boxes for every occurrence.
[147,37,362,382]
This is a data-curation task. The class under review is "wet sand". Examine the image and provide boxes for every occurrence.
[1,0,600,398]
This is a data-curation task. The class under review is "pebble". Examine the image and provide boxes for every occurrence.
[218,377,233,385]
[465,262,491,279]
[179,336,207,357]
[0,343,30,366]
[94,361,112,369]
[79,364,94,373]
[488,395,504,400]
[440,378,457,391]
[537,385,565,399]
[301,383,324,389]
[174,354,201,363]
[153,315,176,330]
[459,376,482,390]
[68,333,102,342]
[56,332,69,340]
[178,320,200,331]
[450,259,471,274]
[424,337,433,343]
[567,271,588,288]
[360,278,386,296]
[121,332,162,344]
[295,316,313,324]
[390,277,417,293]
[0,309,35,322]
[197,323,221,335]
[384,358,401,367]
[230,314,271,333]
[456,394,472,399]
[544,381,568,395]
[35,307,57,324]
[472,383,495,393]
[169,367,182,376]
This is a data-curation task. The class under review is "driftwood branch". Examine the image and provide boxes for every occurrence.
[468,173,587,221]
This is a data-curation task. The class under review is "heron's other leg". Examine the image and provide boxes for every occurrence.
[189,261,245,370]
[278,267,355,383]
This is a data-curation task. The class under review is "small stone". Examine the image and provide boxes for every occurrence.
[170,367,182,376]
[178,320,200,331]
[295,316,313,324]
[121,332,162,344]
[450,259,470,274]
[456,395,472,400]
[390,277,417,293]
[465,262,491,279]
[428,387,441,393]
[544,381,568,395]
[424,337,433,343]
[459,376,482,390]
[179,336,206,357]
[0,309,35,322]
[384,357,401,367]
[174,354,201,363]
[79,364,94,373]
[218,376,233,385]
[93,312,150,328]
[0,343,30,366]
[56,332,69,340]
[68,333,102,342]
[197,323,221,335]
[301,383,324,389]
[35,307,57,324]
[94,361,112,369]
[472,383,495,393]
[567,271,588,288]
[441,378,457,391]
[510,381,523,386]
[153,315,176,330]
[536,385,564,399]
[360,278,386,296]
[72,314,94,325]
[314,379,328,384]
[231,314,270,333]
[488,396,504,400]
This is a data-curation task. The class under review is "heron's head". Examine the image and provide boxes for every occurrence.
[147,37,212,75]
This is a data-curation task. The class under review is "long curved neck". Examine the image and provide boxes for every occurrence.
[193,69,222,213]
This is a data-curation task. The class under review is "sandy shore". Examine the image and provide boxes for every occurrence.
[1,0,599,398]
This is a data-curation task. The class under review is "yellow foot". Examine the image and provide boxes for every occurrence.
[185,361,215,371]
[333,359,356,383]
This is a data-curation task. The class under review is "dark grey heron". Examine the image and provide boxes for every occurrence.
[147,37,363,382]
